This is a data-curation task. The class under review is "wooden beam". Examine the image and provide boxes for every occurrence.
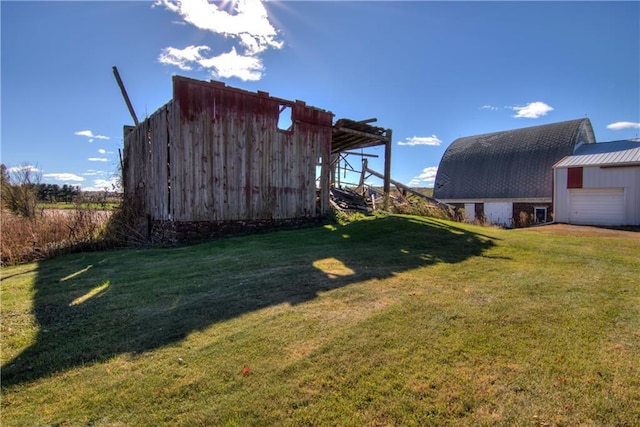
[365,165,452,211]
[342,151,379,158]
[383,129,392,209]
[333,126,390,143]
[365,167,421,197]
[112,66,139,126]
[359,158,368,190]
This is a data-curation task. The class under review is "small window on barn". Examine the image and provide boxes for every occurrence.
[534,207,548,223]
[277,104,293,132]
[567,167,583,189]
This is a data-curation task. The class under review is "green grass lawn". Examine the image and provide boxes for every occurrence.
[37,202,119,210]
[1,215,639,426]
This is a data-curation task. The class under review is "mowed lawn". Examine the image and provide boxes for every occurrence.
[1,215,639,426]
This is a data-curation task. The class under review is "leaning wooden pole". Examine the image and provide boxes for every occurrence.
[383,129,392,210]
[112,66,139,126]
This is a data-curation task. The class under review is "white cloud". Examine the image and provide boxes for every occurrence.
[407,166,438,187]
[83,170,106,176]
[92,178,118,189]
[158,45,210,70]
[88,157,109,162]
[157,0,282,54]
[397,135,442,146]
[606,121,640,130]
[8,165,40,174]
[480,105,499,111]
[43,173,85,182]
[156,0,282,81]
[75,130,110,140]
[159,45,264,81]
[81,177,121,192]
[199,47,264,81]
[508,102,554,119]
[97,149,113,155]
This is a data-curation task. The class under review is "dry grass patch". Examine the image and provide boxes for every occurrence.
[1,208,112,265]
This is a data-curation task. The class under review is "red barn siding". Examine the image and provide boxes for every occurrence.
[124,76,333,232]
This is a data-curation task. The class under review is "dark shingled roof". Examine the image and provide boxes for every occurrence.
[434,118,595,200]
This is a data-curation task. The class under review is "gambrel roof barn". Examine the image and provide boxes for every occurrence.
[434,119,596,227]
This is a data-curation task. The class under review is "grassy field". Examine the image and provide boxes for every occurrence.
[1,215,639,426]
[37,202,120,210]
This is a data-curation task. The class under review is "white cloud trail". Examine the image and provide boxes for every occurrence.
[43,173,85,182]
[607,121,640,130]
[398,135,442,146]
[75,130,110,140]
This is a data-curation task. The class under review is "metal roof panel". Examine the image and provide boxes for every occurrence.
[554,140,640,168]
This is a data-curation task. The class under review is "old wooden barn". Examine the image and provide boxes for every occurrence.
[122,76,392,242]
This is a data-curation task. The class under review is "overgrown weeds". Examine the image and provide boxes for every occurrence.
[1,207,112,266]
[1,189,157,266]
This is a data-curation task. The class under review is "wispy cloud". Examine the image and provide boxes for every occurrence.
[198,47,265,81]
[43,173,85,182]
[480,105,499,111]
[156,0,283,81]
[82,177,121,192]
[97,149,114,155]
[407,166,438,187]
[159,45,209,71]
[397,135,442,146]
[507,102,554,119]
[93,178,118,189]
[83,170,106,177]
[88,157,109,162]
[8,164,40,174]
[75,130,110,142]
[606,121,640,130]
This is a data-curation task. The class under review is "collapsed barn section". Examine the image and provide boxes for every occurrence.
[122,76,394,242]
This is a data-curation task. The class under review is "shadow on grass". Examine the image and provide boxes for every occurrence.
[2,216,495,387]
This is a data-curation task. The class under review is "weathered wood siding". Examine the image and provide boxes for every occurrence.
[124,76,333,223]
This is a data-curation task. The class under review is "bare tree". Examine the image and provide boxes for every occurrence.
[1,163,41,218]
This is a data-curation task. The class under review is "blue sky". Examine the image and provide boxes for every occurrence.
[2,1,639,191]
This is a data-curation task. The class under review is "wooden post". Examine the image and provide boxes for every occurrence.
[359,158,368,190]
[112,66,139,126]
[383,129,392,209]
[329,154,338,189]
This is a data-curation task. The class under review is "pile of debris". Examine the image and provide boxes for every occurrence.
[330,187,371,212]
[329,184,455,220]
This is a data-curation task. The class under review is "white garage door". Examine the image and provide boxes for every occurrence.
[569,188,625,226]
[484,202,513,227]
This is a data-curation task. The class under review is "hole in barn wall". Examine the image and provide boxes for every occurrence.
[277,104,293,132]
